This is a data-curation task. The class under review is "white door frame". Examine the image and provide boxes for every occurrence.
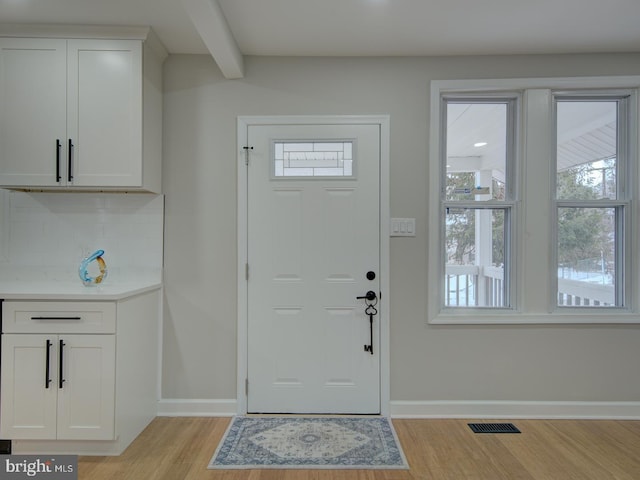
[237,115,390,415]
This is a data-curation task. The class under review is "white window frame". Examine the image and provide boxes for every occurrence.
[429,76,640,324]
[440,94,519,311]
[553,92,632,310]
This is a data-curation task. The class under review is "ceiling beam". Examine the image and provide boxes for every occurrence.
[183,0,244,79]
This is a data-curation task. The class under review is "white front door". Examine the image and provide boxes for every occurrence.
[246,123,381,414]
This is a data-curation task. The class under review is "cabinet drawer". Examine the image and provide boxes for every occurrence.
[2,301,116,334]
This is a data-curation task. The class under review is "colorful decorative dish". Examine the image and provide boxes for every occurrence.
[79,249,108,286]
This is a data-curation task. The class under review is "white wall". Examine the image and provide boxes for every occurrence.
[162,53,640,412]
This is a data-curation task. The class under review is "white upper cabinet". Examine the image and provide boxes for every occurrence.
[0,30,164,192]
[67,39,143,188]
[0,38,67,187]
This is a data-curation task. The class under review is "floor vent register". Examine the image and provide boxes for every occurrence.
[468,423,521,434]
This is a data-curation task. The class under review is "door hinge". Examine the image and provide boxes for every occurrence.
[245,263,249,281]
[243,146,253,166]
[245,378,249,396]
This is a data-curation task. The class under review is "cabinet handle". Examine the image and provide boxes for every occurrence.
[31,316,82,321]
[55,140,62,182]
[68,139,74,182]
[45,339,52,389]
[59,339,66,389]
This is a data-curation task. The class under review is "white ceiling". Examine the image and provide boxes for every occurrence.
[447,99,618,182]
[1,0,639,59]
[218,0,640,57]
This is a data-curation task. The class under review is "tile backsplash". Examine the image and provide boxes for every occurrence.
[0,190,163,282]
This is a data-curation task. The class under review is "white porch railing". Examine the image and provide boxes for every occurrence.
[445,264,504,307]
[557,278,614,306]
[446,266,614,307]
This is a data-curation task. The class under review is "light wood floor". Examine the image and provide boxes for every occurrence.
[78,417,640,479]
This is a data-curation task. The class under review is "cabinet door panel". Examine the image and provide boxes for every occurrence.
[56,334,115,440]
[0,334,57,439]
[0,39,66,186]
[67,40,142,187]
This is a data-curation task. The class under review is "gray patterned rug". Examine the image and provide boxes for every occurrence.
[208,416,409,469]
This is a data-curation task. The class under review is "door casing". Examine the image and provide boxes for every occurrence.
[237,115,390,415]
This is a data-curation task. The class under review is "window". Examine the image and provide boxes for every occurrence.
[429,77,640,324]
[442,97,517,308]
[555,96,630,308]
[273,140,355,178]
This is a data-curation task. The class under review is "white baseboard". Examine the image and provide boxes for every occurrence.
[390,400,640,419]
[156,398,640,419]
[157,399,237,417]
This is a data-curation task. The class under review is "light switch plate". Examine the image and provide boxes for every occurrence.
[390,218,416,237]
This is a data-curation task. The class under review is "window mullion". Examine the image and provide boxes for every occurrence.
[521,89,554,313]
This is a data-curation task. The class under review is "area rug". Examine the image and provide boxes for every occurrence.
[208,416,409,469]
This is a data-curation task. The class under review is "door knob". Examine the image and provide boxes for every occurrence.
[356,291,377,301]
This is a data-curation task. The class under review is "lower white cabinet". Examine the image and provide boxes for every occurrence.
[0,291,160,455]
[1,333,115,440]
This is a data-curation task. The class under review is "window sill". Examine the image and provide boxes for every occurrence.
[429,310,640,325]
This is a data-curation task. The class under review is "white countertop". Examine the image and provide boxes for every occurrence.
[0,280,162,301]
